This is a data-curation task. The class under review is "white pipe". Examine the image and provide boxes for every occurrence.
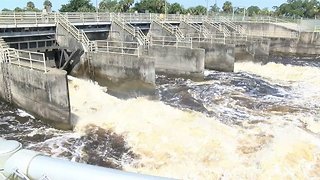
[0,139,22,169]
[1,140,167,180]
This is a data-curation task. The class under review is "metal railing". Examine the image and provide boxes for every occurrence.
[0,12,56,26]
[0,47,48,72]
[111,13,147,46]
[119,13,152,23]
[186,21,201,32]
[56,13,94,52]
[203,19,230,37]
[229,15,298,24]
[213,16,245,35]
[11,49,47,72]
[247,31,299,38]
[153,17,185,41]
[63,12,112,24]
[150,36,192,48]
[314,25,320,32]
[201,26,211,38]
[187,33,226,44]
[0,12,304,35]
[95,40,140,56]
[0,12,302,26]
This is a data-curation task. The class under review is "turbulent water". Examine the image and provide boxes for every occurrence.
[1,56,320,179]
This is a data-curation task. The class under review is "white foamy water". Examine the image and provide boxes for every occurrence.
[68,61,320,179]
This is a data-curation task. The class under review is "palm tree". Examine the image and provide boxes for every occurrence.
[117,0,134,12]
[26,1,35,10]
[44,0,52,12]
[222,1,233,13]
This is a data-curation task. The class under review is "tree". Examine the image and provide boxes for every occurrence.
[25,1,40,12]
[210,3,220,13]
[60,0,95,12]
[99,0,118,12]
[14,7,25,12]
[168,2,185,14]
[260,8,270,16]
[2,8,11,11]
[234,7,244,14]
[117,0,134,12]
[44,0,53,12]
[27,1,35,10]
[222,1,233,13]
[187,5,207,15]
[247,6,260,16]
[273,0,320,18]
[133,0,167,13]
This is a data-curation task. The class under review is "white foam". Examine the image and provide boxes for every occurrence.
[17,109,35,119]
[65,74,320,179]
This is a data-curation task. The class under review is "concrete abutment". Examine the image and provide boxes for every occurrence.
[0,63,71,129]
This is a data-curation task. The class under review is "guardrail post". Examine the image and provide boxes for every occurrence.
[43,54,47,73]
[13,12,17,27]
[121,42,124,55]
[35,12,38,25]
[29,52,33,70]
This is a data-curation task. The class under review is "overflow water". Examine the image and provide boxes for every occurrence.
[1,57,320,179]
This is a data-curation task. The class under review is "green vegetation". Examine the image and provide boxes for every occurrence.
[1,0,320,19]
[60,0,95,12]
[1,0,52,12]
[222,1,233,13]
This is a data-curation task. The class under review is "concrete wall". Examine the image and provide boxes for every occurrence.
[235,44,254,62]
[108,22,140,43]
[300,19,320,32]
[192,42,235,72]
[149,22,175,37]
[239,22,298,38]
[270,32,320,55]
[0,63,71,129]
[76,51,155,86]
[235,39,270,62]
[56,24,84,51]
[203,22,220,34]
[253,39,270,62]
[179,22,200,37]
[147,45,205,77]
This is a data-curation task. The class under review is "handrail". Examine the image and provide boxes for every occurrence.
[203,18,230,37]
[153,17,185,41]
[150,36,192,48]
[201,26,211,38]
[56,13,94,52]
[247,31,298,38]
[95,40,140,56]
[111,13,146,46]
[220,17,246,34]
[0,12,301,25]
[0,47,48,72]
[12,49,47,72]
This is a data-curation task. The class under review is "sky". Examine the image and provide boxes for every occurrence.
[0,0,286,11]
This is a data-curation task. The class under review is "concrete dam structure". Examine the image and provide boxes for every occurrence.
[0,12,318,127]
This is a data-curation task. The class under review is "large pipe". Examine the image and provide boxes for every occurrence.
[0,139,167,180]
